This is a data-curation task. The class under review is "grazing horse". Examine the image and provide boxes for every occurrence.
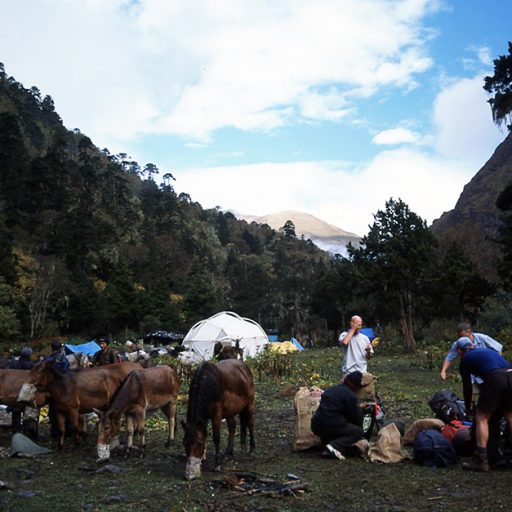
[96,365,180,461]
[17,360,142,449]
[182,359,255,480]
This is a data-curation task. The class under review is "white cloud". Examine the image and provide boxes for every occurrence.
[372,127,420,145]
[433,74,504,165]
[173,148,477,237]
[0,0,437,145]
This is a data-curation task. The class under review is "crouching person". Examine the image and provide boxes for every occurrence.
[311,371,369,460]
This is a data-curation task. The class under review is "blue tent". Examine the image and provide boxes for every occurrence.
[65,341,101,357]
[290,337,305,351]
[360,328,375,341]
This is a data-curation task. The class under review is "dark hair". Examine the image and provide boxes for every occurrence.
[456,322,471,334]
[99,336,110,345]
[344,371,363,388]
[51,340,62,350]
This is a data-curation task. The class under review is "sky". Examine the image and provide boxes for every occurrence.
[1,0,511,236]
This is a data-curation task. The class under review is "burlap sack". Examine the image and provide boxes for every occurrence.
[356,372,376,400]
[402,418,445,445]
[368,423,409,463]
[293,386,323,451]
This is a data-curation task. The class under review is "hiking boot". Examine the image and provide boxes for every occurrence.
[462,453,490,472]
[326,444,345,461]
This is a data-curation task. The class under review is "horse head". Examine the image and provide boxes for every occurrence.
[96,409,120,449]
[17,359,54,404]
[182,419,207,480]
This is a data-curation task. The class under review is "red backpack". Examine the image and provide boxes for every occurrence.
[441,420,470,443]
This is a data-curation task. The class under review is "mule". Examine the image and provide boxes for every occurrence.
[0,369,44,438]
[117,349,154,368]
[213,341,244,361]
[17,360,142,449]
[96,365,180,461]
[182,359,255,480]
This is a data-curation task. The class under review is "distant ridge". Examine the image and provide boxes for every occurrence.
[240,210,361,256]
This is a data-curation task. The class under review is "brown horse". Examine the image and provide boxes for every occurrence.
[182,359,255,480]
[0,369,45,438]
[18,360,142,449]
[96,365,180,461]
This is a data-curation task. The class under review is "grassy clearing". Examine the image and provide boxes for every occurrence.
[0,349,509,511]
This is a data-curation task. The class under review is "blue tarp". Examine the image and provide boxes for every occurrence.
[360,328,375,341]
[64,341,101,357]
[290,337,305,351]
[268,334,279,342]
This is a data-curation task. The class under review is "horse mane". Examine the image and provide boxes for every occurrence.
[187,363,221,424]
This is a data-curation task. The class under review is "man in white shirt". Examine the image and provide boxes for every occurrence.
[339,315,373,376]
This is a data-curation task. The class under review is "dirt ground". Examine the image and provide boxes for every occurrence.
[0,349,511,512]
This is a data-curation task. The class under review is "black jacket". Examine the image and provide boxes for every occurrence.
[312,383,362,430]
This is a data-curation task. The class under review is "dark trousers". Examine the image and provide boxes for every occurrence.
[311,417,364,452]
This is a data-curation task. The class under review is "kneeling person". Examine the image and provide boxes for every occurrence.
[311,371,367,460]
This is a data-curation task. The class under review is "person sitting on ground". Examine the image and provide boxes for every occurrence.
[311,371,368,460]
[45,340,70,374]
[9,347,35,370]
[92,336,117,366]
[456,337,512,472]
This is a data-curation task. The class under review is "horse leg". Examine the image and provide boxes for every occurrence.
[162,402,174,448]
[225,417,236,457]
[56,413,66,450]
[125,415,134,457]
[137,412,146,458]
[241,404,256,453]
[212,414,223,470]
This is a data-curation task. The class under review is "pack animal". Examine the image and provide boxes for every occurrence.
[96,365,180,461]
[182,359,255,480]
[117,349,155,368]
[0,369,44,438]
[213,341,244,361]
[17,360,142,449]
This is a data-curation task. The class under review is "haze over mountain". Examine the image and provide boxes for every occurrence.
[431,131,512,281]
[240,210,361,257]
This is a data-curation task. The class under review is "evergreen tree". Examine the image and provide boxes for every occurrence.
[349,198,438,352]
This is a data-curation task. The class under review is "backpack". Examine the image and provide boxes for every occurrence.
[413,429,459,468]
[428,390,469,423]
[441,420,470,443]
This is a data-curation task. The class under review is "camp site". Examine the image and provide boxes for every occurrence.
[2,25,512,512]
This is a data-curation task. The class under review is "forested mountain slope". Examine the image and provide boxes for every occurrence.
[431,132,512,281]
[0,63,332,342]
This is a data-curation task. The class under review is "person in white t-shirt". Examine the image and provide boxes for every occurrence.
[339,315,373,377]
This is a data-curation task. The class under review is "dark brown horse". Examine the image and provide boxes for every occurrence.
[17,360,142,449]
[182,359,255,480]
[96,365,180,461]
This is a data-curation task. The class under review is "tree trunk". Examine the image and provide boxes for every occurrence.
[399,291,416,352]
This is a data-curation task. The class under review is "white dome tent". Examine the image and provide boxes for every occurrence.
[182,311,269,360]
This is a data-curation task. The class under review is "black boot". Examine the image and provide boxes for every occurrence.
[462,449,490,472]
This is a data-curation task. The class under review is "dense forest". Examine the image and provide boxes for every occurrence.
[1,50,511,350]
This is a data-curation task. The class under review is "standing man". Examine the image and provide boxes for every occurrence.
[456,338,512,471]
[92,337,117,366]
[440,322,502,381]
[339,315,373,376]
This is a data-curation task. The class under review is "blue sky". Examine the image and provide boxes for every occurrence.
[1,0,511,235]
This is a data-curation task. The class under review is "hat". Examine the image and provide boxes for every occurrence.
[20,347,33,358]
[99,336,110,345]
[51,340,62,350]
[455,336,473,350]
[344,371,363,388]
